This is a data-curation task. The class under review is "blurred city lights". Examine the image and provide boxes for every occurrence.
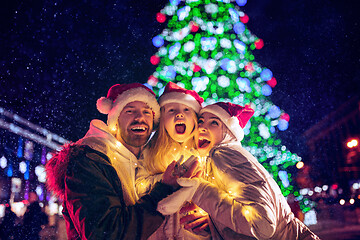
[346,138,359,148]
[339,199,345,205]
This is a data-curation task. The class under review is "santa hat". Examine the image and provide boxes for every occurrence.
[158,82,204,113]
[96,83,160,131]
[200,102,254,141]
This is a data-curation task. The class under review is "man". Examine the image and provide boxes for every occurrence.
[46,83,191,239]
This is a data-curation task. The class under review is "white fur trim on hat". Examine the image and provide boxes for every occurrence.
[159,92,201,113]
[96,97,113,114]
[100,87,160,131]
[200,104,244,141]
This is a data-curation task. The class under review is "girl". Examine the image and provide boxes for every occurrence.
[158,102,320,240]
[136,81,210,240]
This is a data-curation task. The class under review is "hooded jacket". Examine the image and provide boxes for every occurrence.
[157,142,320,240]
[192,142,320,240]
[46,120,174,240]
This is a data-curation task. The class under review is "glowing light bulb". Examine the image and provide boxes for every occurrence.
[296,161,304,169]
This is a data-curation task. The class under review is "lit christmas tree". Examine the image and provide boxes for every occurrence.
[147,0,313,212]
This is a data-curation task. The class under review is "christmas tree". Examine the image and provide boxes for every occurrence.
[147,0,312,212]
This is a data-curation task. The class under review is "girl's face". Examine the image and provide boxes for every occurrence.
[162,102,196,143]
[197,112,225,156]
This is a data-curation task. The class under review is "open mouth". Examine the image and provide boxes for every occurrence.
[130,126,147,134]
[175,123,186,134]
[198,137,211,148]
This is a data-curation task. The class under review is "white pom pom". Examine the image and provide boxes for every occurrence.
[96,97,112,114]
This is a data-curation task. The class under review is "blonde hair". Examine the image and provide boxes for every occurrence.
[144,107,198,174]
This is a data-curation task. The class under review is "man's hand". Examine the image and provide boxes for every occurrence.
[180,202,210,232]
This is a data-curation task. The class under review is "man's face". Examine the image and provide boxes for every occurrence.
[117,101,154,148]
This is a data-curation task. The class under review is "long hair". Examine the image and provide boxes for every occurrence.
[144,107,198,174]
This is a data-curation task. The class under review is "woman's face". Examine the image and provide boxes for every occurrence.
[197,112,224,156]
[162,102,196,143]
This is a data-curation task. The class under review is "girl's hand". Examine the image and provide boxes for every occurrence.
[162,161,179,188]
[182,160,202,179]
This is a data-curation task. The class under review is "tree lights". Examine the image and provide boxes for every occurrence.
[149,0,309,211]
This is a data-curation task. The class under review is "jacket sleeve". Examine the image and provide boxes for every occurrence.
[192,180,276,240]
[64,150,172,240]
[192,147,278,239]
[135,163,163,197]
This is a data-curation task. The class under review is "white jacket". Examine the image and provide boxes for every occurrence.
[135,149,211,240]
[190,142,320,240]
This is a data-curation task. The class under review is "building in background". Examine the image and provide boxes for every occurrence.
[302,96,360,202]
[0,107,68,218]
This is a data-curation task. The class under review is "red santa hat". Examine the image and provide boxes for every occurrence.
[200,102,254,141]
[96,83,160,131]
[158,82,204,113]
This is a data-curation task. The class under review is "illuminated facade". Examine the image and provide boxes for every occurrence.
[303,96,360,197]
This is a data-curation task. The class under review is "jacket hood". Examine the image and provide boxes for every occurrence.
[45,143,75,200]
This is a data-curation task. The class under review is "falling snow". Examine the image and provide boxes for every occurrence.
[0,0,359,160]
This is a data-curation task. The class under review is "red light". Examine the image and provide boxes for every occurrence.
[156,13,166,23]
[280,113,290,122]
[150,55,160,65]
[240,14,249,23]
[190,21,199,32]
[245,62,254,72]
[147,75,158,86]
[267,77,277,88]
[192,64,201,72]
[331,184,338,190]
[254,39,264,49]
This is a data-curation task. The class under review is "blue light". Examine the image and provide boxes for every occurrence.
[236,0,247,7]
[7,165,13,177]
[152,35,164,48]
[143,83,153,90]
[278,119,289,131]
[261,84,272,96]
[260,69,273,81]
[170,0,180,5]
[165,66,176,80]
[236,77,251,92]
[220,58,230,71]
[268,105,281,118]
[17,137,23,158]
[234,39,246,54]
[270,126,276,133]
[229,8,239,22]
[279,170,290,187]
[233,22,245,34]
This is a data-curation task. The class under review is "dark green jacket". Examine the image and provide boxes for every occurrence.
[47,145,173,240]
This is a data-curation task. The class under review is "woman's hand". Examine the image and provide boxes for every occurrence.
[180,202,210,232]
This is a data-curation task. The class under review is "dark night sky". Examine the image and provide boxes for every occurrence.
[0,0,359,157]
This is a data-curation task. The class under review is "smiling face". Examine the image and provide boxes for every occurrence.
[162,102,196,143]
[197,112,225,156]
[117,101,154,155]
